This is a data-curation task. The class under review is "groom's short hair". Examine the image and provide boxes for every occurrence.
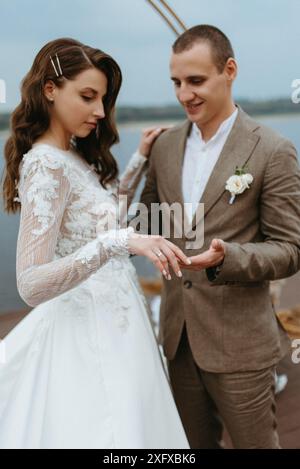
[172,25,235,73]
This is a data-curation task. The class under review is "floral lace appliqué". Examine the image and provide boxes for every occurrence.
[20,150,70,238]
[74,227,134,266]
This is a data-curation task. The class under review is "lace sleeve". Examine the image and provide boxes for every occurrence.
[118,150,147,223]
[16,151,133,307]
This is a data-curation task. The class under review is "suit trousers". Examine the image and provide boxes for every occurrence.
[167,324,280,449]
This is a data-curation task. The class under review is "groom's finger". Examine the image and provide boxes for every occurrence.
[211,238,225,253]
[177,263,201,271]
[187,251,224,269]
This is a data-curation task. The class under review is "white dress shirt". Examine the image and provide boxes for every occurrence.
[182,108,238,223]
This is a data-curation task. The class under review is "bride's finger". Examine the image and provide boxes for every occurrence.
[148,251,170,280]
[143,126,158,132]
[159,244,182,278]
[143,126,170,136]
[165,240,191,265]
[152,248,170,279]
[143,127,161,137]
[146,128,163,141]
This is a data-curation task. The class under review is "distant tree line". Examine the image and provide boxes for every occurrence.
[116,98,300,123]
[0,98,299,130]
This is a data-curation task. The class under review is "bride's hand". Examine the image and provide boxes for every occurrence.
[127,233,191,280]
[138,127,169,158]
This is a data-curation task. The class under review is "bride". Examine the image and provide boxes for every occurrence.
[0,38,191,449]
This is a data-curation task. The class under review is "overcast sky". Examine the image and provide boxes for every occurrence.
[0,0,299,111]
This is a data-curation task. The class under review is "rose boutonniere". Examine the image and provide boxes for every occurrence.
[225,164,253,204]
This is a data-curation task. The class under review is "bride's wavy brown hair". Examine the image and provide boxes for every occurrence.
[2,37,122,213]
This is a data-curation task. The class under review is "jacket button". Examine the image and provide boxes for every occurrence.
[183,280,192,289]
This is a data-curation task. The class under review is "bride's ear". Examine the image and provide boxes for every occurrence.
[44,80,56,102]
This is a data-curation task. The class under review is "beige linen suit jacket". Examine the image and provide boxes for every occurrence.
[139,107,300,372]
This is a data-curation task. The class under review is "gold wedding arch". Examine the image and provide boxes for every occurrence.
[145,0,187,36]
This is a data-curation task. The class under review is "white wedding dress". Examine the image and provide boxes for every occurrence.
[0,142,189,449]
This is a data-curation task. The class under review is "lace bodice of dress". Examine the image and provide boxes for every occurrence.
[16,143,147,307]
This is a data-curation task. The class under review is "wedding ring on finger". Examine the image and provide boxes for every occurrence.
[153,250,171,280]
[155,249,163,258]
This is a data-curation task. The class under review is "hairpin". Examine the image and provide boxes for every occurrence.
[50,53,63,78]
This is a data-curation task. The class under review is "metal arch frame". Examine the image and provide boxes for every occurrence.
[145,0,187,36]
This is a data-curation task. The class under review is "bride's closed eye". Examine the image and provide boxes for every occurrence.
[81,96,93,102]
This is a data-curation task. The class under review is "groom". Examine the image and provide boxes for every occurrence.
[138,25,300,448]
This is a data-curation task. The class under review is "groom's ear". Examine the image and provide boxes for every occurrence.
[224,58,238,82]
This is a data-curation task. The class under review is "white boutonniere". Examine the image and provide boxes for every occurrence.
[225,164,253,204]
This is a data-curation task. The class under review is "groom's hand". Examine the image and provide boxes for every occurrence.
[179,239,226,271]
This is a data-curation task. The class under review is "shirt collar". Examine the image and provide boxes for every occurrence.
[192,106,238,145]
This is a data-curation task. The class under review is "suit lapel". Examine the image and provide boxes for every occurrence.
[167,120,191,207]
[190,108,261,230]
